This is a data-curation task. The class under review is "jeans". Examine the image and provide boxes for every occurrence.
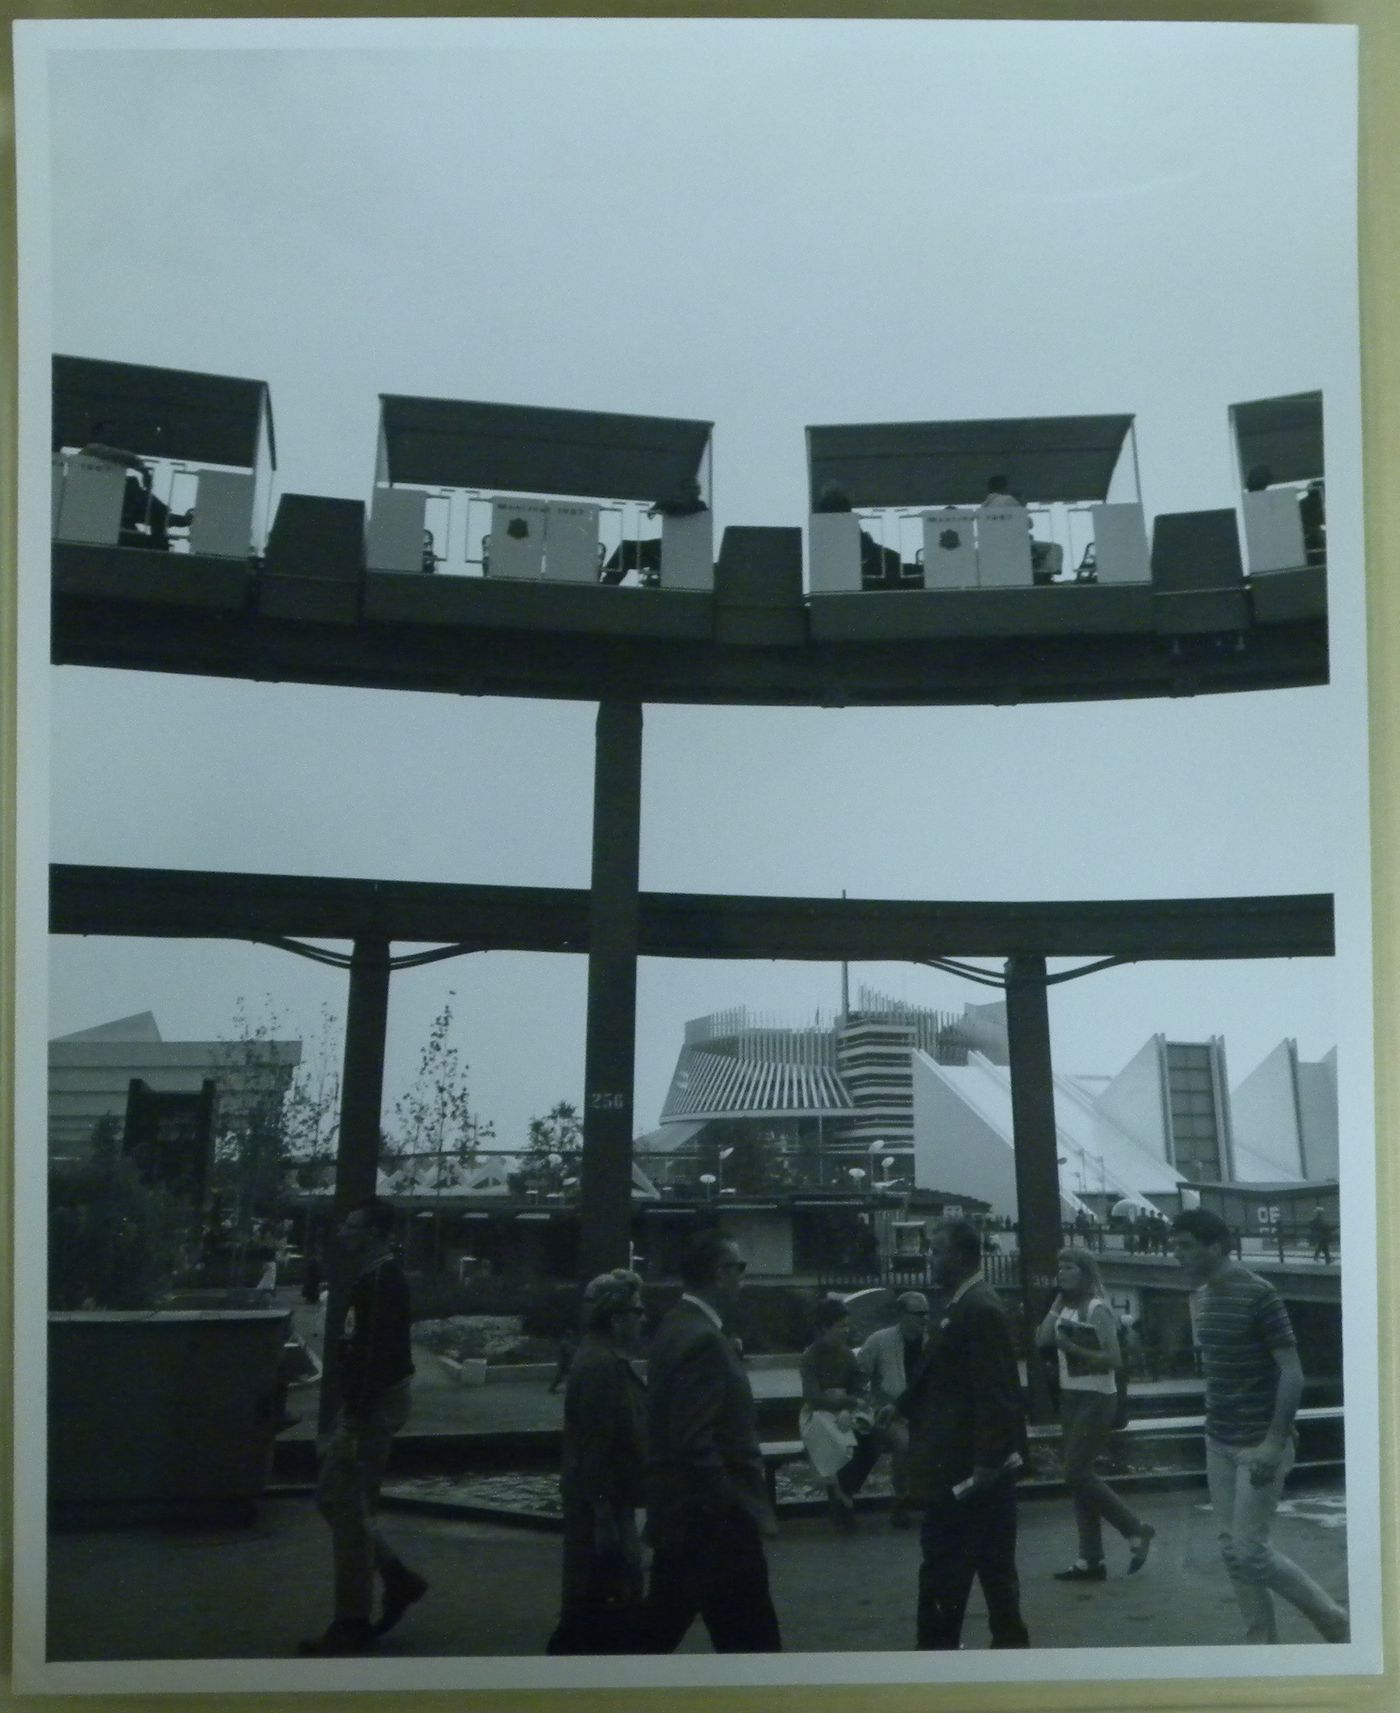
[315,1379,413,1623]
[917,1474,1029,1649]
[1060,1389,1144,1563]
[1204,1434,1347,1642]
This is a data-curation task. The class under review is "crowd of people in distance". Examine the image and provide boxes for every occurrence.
[295,1200,1348,1659]
[1110,1205,1174,1254]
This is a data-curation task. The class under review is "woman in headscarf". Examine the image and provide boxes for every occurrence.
[546,1268,648,1653]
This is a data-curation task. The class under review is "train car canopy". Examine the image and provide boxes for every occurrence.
[53,355,275,471]
[1229,391,1324,486]
[378,395,712,502]
[806,413,1136,507]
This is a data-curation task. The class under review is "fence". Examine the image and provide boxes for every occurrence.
[817,1219,1337,1295]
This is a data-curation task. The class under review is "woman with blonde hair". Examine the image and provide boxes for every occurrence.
[1036,1245,1154,1581]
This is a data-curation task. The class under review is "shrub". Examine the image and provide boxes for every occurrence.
[407,1272,582,1338]
[50,1132,193,1310]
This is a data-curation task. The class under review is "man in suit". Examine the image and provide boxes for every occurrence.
[640,1229,782,1653]
[899,1218,1030,1650]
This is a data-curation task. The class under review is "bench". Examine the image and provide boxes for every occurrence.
[759,1439,808,1506]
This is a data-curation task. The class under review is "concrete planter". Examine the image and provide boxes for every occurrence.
[431,1353,489,1386]
[48,1310,290,1507]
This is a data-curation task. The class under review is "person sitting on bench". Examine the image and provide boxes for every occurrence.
[80,420,192,549]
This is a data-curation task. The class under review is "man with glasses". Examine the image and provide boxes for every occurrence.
[856,1291,931,1527]
[640,1229,782,1652]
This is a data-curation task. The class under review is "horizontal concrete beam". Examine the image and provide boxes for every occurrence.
[51,864,1334,962]
[52,546,1328,710]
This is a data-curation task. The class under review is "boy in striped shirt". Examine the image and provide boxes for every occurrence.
[1169,1208,1348,1643]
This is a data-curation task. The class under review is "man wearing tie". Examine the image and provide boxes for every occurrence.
[641,1229,782,1652]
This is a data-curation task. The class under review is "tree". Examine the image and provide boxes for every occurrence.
[715,1120,796,1194]
[384,996,495,1191]
[210,999,304,1268]
[516,1100,583,1196]
[282,1003,343,1189]
[49,1116,193,1309]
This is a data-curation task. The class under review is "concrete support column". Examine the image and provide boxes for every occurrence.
[318,935,392,1433]
[1004,953,1062,1424]
[579,701,643,1280]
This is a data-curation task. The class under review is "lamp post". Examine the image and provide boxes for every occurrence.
[699,1172,716,1202]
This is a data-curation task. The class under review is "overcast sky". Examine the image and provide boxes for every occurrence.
[29,18,1365,1152]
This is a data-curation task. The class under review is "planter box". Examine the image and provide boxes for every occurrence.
[432,1353,489,1387]
[49,1310,290,1507]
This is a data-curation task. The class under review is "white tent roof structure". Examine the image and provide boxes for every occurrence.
[912,1049,1179,1216]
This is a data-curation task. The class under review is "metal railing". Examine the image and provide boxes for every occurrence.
[816,1221,1338,1296]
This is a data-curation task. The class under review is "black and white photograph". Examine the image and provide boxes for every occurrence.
[11,15,1381,1695]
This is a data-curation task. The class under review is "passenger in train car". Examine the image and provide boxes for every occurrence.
[814,481,853,513]
[616,476,709,587]
[812,482,909,589]
[600,535,662,585]
[821,483,913,587]
[980,473,1025,508]
[647,475,708,519]
[420,530,439,574]
[76,420,147,475]
[1244,462,1274,492]
[601,479,708,587]
[78,419,193,549]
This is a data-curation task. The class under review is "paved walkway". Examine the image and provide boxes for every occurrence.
[47,1475,1348,1661]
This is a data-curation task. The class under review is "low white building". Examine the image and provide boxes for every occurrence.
[49,1012,301,1168]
